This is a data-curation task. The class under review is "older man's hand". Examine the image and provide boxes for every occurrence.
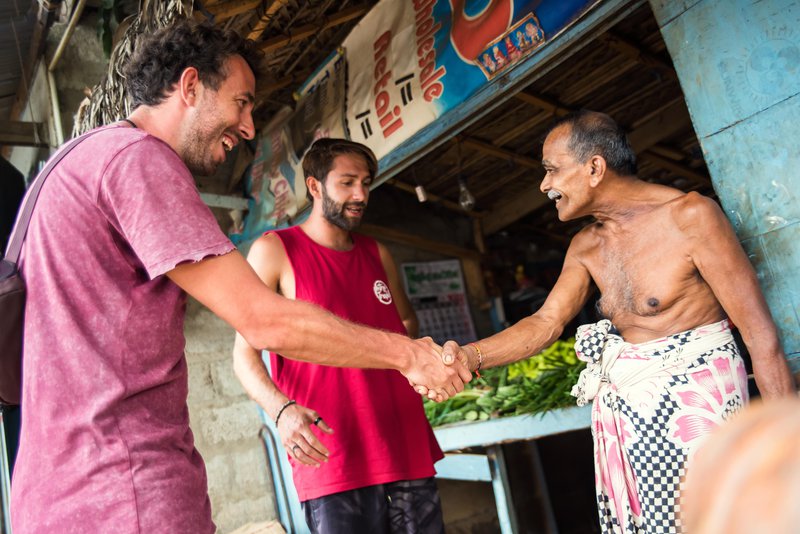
[401,336,472,402]
[441,340,474,369]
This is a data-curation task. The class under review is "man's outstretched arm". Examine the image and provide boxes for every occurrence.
[167,248,471,399]
[442,237,593,371]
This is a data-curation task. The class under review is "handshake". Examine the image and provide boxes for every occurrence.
[400,337,480,402]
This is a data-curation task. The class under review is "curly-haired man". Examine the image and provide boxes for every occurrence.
[10,20,469,534]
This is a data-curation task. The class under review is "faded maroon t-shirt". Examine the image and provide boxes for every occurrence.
[11,125,234,534]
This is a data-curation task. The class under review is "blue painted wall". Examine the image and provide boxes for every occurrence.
[650,0,800,369]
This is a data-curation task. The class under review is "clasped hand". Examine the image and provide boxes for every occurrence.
[403,337,473,402]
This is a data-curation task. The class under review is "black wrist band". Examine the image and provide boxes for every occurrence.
[275,399,296,426]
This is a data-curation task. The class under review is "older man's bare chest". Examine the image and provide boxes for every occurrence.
[582,215,698,321]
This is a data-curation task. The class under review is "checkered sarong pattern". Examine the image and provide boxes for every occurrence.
[573,320,748,534]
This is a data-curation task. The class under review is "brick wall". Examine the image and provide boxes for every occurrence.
[184,298,277,533]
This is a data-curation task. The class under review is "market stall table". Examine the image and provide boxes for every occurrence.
[433,404,591,533]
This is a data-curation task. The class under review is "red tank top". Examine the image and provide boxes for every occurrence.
[269,226,443,501]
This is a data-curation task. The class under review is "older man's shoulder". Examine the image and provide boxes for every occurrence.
[669,191,724,230]
[569,220,604,253]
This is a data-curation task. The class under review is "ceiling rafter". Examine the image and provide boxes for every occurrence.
[259,4,370,53]
[384,178,486,219]
[598,32,677,81]
[459,136,541,170]
[204,0,262,22]
[247,0,291,41]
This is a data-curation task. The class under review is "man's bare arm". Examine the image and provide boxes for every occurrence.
[377,241,419,338]
[443,237,594,370]
[167,245,471,398]
[682,193,795,398]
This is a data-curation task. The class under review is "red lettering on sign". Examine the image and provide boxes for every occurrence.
[374,57,387,81]
[424,83,444,101]
[374,31,391,60]
[372,30,405,139]
[375,91,390,117]
[413,0,446,102]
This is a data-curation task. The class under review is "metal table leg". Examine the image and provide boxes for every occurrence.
[487,445,519,534]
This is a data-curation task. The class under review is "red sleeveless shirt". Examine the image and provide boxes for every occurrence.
[269,226,443,501]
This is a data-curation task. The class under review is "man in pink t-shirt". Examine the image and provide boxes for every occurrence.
[233,139,445,533]
[10,20,470,534]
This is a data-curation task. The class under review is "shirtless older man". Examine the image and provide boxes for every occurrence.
[441,110,795,533]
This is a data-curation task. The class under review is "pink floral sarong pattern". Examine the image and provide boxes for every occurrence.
[572,319,748,533]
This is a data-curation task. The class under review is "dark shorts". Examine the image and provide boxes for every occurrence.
[301,477,445,534]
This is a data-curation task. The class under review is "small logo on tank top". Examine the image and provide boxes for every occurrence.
[373,280,393,305]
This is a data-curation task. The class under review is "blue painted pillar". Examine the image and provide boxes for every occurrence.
[649,0,800,370]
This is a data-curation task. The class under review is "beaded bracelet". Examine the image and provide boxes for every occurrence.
[274,399,296,426]
[468,342,484,378]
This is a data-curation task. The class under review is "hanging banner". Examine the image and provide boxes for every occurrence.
[236,0,597,243]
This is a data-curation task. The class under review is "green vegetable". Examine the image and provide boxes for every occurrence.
[423,339,585,427]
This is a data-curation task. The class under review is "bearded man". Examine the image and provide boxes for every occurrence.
[10,21,467,534]
[233,138,446,534]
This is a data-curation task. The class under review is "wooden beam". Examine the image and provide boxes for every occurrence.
[460,136,541,169]
[359,224,482,261]
[461,257,489,308]
[255,68,314,103]
[259,4,370,53]
[3,2,60,155]
[205,0,263,22]
[493,111,550,147]
[568,58,637,104]
[0,121,50,147]
[425,108,550,192]
[474,166,534,199]
[639,152,710,187]
[385,178,485,218]
[483,186,550,236]
[514,92,570,116]
[628,98,691,152]
[647,144,686,161]
[599,32,677,81]
[247,0,291,42]
[473,218,486,254]
[423,142,480,191]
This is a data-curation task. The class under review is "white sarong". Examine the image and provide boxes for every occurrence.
[571,319,748,534]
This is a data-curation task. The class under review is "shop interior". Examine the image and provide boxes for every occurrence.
[200,2,743,532]
[2,1,760,533]
[346,4,751,532]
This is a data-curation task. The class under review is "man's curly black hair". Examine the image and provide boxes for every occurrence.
[125,19,264,108]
